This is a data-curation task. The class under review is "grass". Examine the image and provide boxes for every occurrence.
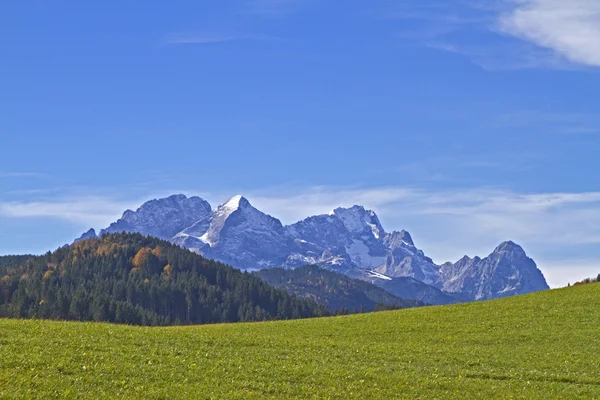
[1,284,600,399]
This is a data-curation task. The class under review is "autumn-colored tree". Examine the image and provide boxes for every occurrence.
[132,248,151,268]
[0,232,328,326]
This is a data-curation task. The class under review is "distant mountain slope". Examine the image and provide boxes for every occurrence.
[377,277,460,306]
[0,255,34,269]
[75,194,550,302]
[255,265,423,312]
[0,233,327,326]
[172,196,291,269]
[98,195,212,240]
[439,241,550,300]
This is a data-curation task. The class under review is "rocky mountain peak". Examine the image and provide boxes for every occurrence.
[222,195,251,210]
[398,230,414,246]
[454,255,473,267]
[383,230,415,249]
[100,194,212,240]
[332,205,385,239]
[73,228,98,244]
[494,241,526,255]
[440,242,549,301]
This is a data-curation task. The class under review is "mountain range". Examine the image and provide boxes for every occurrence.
[76,194,550,304]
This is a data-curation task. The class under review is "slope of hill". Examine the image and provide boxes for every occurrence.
[0,255,33,269]
[255,265,424,312]
[2,284,600,399]
[0,233,327,325]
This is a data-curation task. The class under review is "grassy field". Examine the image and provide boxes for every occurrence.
[1,284,599,399]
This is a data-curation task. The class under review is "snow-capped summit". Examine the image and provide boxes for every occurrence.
[200,195,270,247]
[174,195,291,269]
[220,195,251,215]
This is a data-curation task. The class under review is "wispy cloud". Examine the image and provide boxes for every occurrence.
[163,32,274,45]
[426,39,571,71]
[384,0,600,70]
[498,0,600,68]
[0,172,49,179]
[540,259,600,288]
[0,197,137,227]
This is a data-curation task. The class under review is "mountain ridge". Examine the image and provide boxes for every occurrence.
[75,194,550,303]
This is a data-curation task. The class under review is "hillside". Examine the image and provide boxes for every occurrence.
[255,265,424,312]
[0,233,327,325]
[0,255,33,269]
[2,284,600,399]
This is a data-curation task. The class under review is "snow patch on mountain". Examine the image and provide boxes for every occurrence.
[346,240,386,269]
[84,194,550,302]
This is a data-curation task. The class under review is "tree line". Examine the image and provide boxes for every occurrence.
[0,233,329,326]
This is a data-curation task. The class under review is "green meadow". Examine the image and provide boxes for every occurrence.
[1,284,599,399]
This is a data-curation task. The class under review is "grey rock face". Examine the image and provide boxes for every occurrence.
[175,196,292,269]
[284,206,390,271]
[440,241,550,300]
[85,195,550,302]
[100,194,211,240]
[73,228,98,244]
[375,230,441,287]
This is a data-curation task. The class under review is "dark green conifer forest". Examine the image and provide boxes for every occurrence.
[0,233,328,326]
[256,265,422,312]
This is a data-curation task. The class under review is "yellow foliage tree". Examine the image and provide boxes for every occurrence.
[152,246,163,257]
[164,264,173,277]
[43,270,54,279]
[132,248,151,268]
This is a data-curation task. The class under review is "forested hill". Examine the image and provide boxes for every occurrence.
[256,265,424,312]
[0,255,34,269]
[0,233,328,326]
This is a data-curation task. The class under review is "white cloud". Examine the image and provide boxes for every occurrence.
[498,0,600,67]
[386,0,600,69]
[539,259,600,288]
[0,197,136,227]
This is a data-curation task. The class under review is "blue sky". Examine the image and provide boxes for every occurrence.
[1,0,600,287]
